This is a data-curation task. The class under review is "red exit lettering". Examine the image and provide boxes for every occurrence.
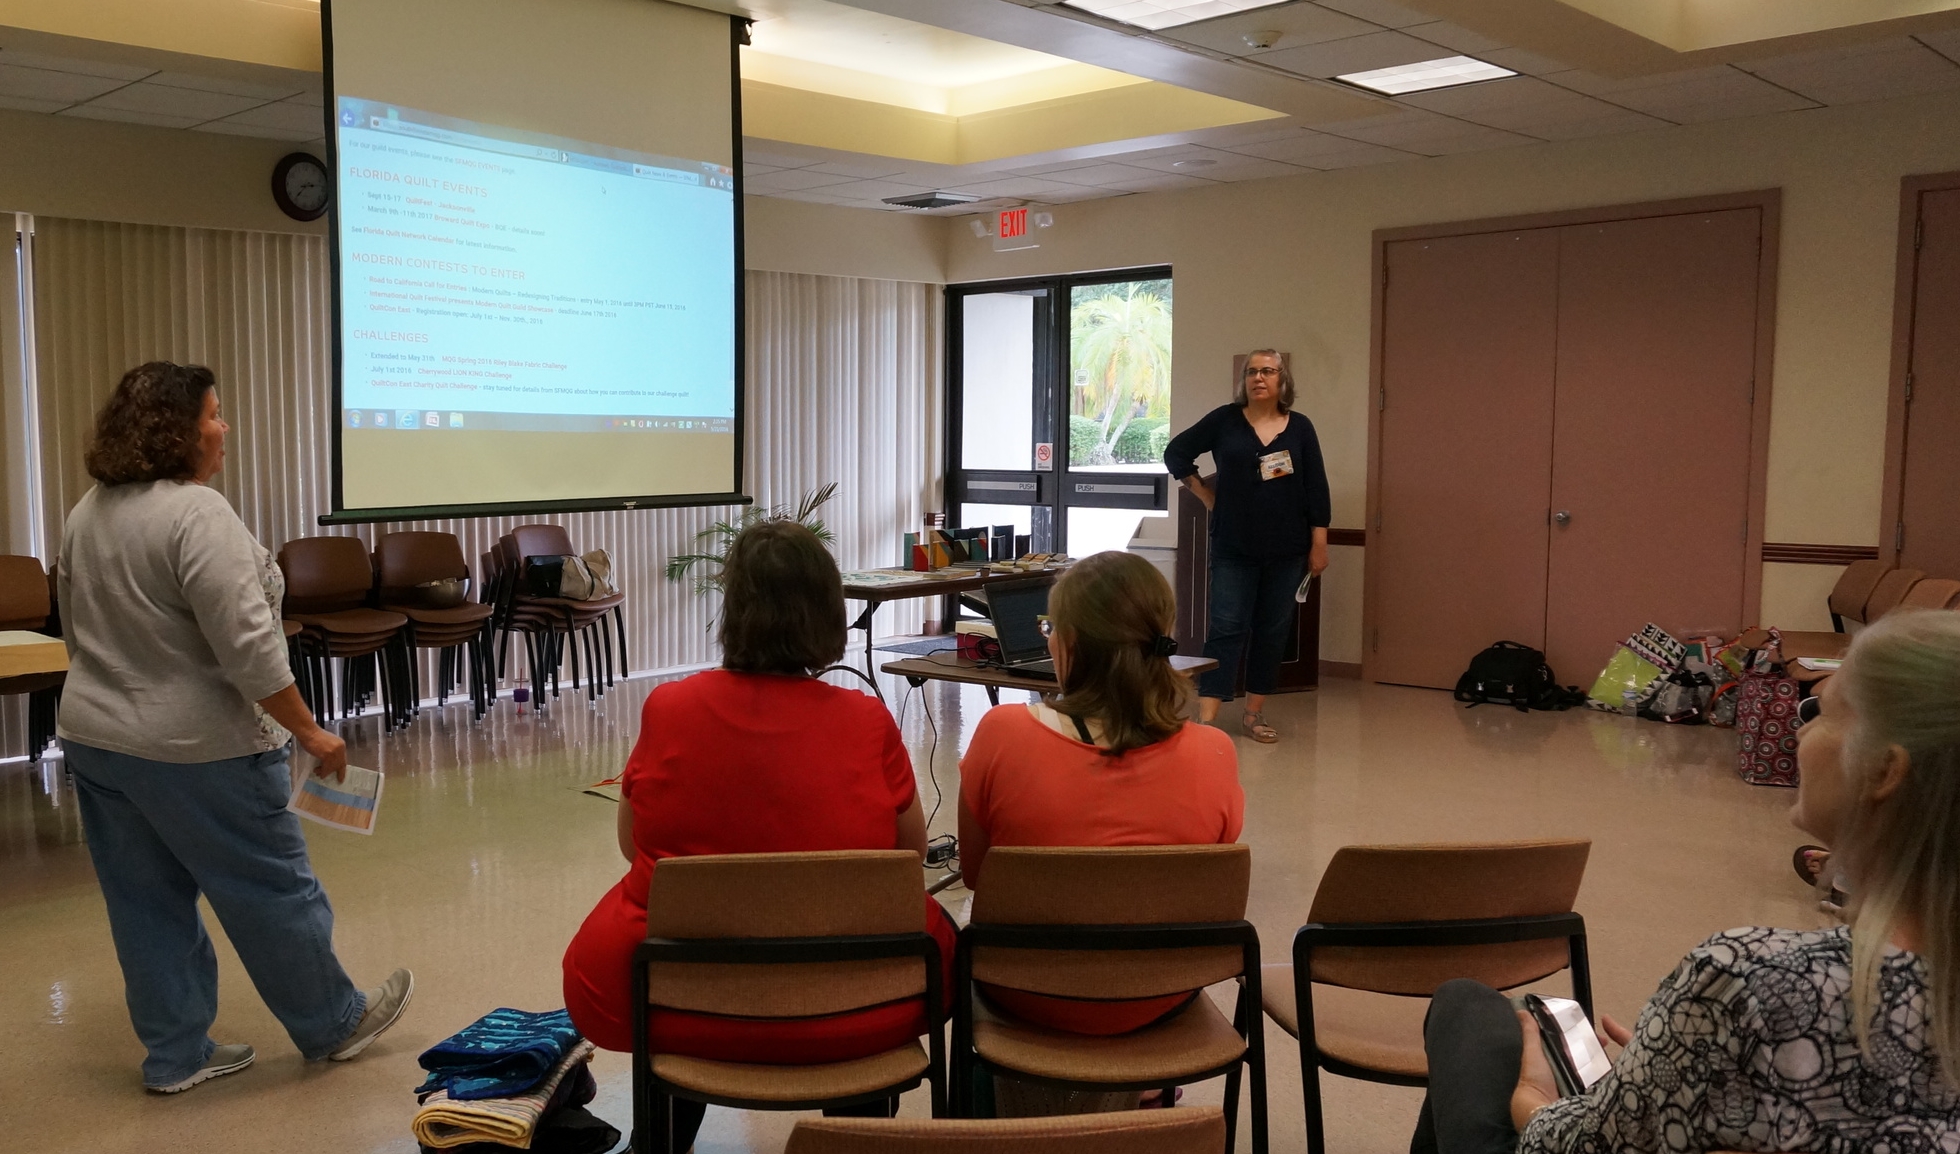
[999,208,1028,239]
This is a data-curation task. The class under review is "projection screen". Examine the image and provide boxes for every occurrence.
[323,0,744,520]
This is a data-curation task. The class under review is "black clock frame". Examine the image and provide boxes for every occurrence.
[272,151,330,222]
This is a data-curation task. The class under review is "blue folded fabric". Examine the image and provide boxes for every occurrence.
[415,1008,584,1101]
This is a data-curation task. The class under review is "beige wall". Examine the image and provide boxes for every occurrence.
[744,195,947,282]
[944,90,1960,664]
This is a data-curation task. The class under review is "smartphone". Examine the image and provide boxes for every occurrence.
[1523,994,1613,1097]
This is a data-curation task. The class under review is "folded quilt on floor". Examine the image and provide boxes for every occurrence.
[412,1040,597,1150]
[417,1007,583,1100]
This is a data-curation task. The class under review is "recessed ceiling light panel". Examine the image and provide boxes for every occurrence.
[1336,55,1517,96]
[1061,0,1292,33]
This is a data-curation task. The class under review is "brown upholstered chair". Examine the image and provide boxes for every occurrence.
[375,531,496,719]
[0,555,63,759]
[1263,840,1592,1154]
[1781,564,1922,669]
[278,536,411,729]
[633,850,947,1154]
[954,845,1266,1154]
[492,525,625,705]
[1898,577,1960,611]
[786,1108,1228,1154]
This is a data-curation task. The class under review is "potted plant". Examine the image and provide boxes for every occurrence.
[664,482,838,595]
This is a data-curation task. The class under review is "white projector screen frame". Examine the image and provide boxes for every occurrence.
[319,0,750,524]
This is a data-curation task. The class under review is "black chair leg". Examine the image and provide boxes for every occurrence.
[614,604,628,674]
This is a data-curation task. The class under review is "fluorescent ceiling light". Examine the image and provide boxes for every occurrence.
[1061,0,1291,32]
[1336,55,1517,95]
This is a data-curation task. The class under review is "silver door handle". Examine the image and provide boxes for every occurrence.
[1553,510,1571,525]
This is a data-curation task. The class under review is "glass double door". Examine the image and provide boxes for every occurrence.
[948,268,1173,558]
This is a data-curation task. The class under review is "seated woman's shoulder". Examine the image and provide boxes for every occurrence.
[1691,925,1850,964]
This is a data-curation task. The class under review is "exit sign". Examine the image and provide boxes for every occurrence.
[998,208,1028,239]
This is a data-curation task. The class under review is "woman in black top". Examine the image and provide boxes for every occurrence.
[1162,350,1330,742]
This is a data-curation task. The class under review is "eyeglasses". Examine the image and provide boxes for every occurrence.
[1037,616,1054,637]
[1244,366,1282,378]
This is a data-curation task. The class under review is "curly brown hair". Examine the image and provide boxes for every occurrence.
[84,362,216,486]
[717,520,846,676]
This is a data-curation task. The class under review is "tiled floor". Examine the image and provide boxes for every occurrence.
[0,667,1825,1153]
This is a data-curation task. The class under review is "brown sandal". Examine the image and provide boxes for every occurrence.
[1241,711,1279,743]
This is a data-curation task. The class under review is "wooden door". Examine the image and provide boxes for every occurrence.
[1542,210,1762,680]
[1370,230,1560,688]
[1898,188,1960,575]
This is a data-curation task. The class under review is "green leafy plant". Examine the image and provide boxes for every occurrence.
[664,482,838,595]
[1069,280,1173,467]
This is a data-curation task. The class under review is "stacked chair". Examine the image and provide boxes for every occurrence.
[1260,840,1592,1154]
[278,536,413,730]
[1781,560,1960,682]
[487,524,626,707]
[0,555,64,760]
[375,532,497,720]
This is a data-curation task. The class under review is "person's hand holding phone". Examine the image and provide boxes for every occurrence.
[1594,1012,1632,1056]
[1510,1010,1561,1132]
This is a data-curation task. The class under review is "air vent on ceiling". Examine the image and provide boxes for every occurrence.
[882,191,982,209]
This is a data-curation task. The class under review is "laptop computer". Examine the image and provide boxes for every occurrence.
[985,579,1056,680]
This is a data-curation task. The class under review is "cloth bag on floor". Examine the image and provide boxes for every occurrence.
[1734,628,1801,787]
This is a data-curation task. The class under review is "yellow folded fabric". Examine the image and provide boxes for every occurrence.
[411,1039,597,1150]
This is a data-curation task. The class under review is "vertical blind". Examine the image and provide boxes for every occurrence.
[10,217,940,753]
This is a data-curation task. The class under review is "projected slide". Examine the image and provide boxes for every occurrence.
[336,98,735,436]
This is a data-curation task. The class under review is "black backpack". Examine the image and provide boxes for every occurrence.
[1454,641,1585,712]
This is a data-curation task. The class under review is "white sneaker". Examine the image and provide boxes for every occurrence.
[329,967,414,1061]
[146,1043,255,1093]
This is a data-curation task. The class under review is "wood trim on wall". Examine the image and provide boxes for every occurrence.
[1761,543,1881,565]
[1363,189,1782,683]
[1878,170,1960,568]
[1327,527,1366,547]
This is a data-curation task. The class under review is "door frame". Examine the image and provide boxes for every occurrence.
[944,266,1175,554]
[1361,189,1782,683]
[1878,170,1960,566]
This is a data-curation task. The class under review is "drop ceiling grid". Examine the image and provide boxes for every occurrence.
[0,47,324,142]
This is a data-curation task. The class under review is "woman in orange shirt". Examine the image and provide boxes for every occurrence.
[958,550,1244,1044]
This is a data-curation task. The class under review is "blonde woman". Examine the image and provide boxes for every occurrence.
[1411,609,1960,1154]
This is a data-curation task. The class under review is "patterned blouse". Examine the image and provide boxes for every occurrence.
[1523,927,1959,1154]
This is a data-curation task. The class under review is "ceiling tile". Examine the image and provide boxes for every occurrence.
[1204,119,1321,146]
[287,84,325,109]
[741,166,861,191]
[1036,185,1130,202]
[1004,156,1129,176]
[1158,3,1377,56]
[81,82,265,121]
[1476,46,1572,76]
[0,93,70,114]
[810,178,934,200]
[1218,125,1392,161]
[1400,75,1666,139]
[1105,172,1219,192]
[193,119,321,143]
[802,158,912,179]
[1736,37,1960,106]
[0,62,128,105]
[954,175,1099,199]
[1548,67,1819,123]
[1254,29,1456,79]
[1403,20,1507,56]
[1112,143,1307,181]
[1297,140,1420,168]
[211,98,324,134]
[146,70,304,101]
[0,49,150,81]
[1919,28,1960,65]
[1040,161,1172,186]
[743,163,783,178]
[1310,0,1429,29]
[59,104,202,129]
[1188,154,1313,180]
[1322,108,1536,154]
[766,188,855,205]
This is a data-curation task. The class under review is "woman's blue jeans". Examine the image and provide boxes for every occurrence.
[1198,548,1306,701]
[63,740,365,1086]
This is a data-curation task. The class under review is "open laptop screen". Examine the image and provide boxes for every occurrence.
[987,581,1051,664]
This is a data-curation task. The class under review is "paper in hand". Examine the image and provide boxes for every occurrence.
[288,755,385,835]
[1295,571,1315,603]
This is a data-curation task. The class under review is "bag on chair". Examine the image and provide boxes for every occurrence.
[522,551,616,601]
[1734,628,1801,787]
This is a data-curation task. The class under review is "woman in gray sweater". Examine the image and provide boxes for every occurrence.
[57,362,411,1093]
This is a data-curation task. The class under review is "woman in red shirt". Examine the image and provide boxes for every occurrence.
[563,521,957,1146]
[959,550,1244,1044]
